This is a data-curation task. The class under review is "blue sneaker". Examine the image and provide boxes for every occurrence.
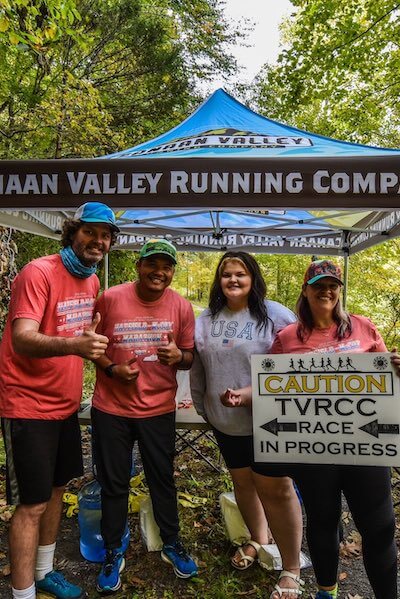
[316,591,337,599]
[36,570,85,598]
[96,549,125,594]
[161,540,198,578]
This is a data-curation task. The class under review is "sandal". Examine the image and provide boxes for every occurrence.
[270,570,304,598]
[231,540,260,570]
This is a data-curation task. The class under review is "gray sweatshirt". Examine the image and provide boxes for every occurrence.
[190,301,296,436]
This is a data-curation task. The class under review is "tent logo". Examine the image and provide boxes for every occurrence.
[126,128,313,156]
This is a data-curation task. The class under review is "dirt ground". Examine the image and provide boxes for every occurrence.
[0,428,399,598]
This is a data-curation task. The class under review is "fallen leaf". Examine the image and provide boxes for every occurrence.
[339,540,362,558]
[177,491,207,508]
[339,571,348,581]
[0,564,10,577]
[347,530,362,544]
[341,510,350,524]
[125,574,146,586]
[0,510,13,522]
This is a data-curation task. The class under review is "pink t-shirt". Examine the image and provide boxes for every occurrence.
[92,282,195,418]
[271,314,387,354]
[0,254,100,419]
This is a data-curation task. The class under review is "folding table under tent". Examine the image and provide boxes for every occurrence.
[1,87,400,261]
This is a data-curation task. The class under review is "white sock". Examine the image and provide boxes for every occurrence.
[34,542,56,581]
[12,582,36,599]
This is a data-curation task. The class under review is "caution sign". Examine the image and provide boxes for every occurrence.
[251,352,400,466]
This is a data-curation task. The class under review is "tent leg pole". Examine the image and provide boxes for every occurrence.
[343,254,349,310]
[104,253,109,290]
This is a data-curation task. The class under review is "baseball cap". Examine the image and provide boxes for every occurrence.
[74,202,120,232]
[304,260,343,286]
[139,239,177,264]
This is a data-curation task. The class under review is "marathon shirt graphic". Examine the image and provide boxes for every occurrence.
[126,128,313,156]
[311,338,362,354]
[56,296,96,335]
[113,317,173,360]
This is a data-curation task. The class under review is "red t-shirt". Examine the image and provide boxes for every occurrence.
[92,282,195,418]
[0,254,100,419]
[271,314,387,354]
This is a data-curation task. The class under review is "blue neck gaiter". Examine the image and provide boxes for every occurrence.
[60,246,97,279]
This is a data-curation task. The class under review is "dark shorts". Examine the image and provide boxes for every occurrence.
[1,412,83,505]
[212,427,293,477]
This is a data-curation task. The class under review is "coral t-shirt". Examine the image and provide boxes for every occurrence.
[92,283,195,418]
[0,254,100,419]
[271,314,387,354]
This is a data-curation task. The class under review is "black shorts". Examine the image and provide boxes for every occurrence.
[213,427,292,477]
[1,412,83,505]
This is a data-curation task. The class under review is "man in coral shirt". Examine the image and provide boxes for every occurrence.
[92,239,198,594]
[0,202,118,599]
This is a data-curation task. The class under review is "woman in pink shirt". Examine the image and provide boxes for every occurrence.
[271,260,398,599]
[226,259,399,599]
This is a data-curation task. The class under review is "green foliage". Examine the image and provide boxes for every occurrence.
[172,252,220,305]
[347,239,400,348]
[253,0,400,146]
[107,249,138,287]
[13,231,60,270]
[0,0,83,51]
[0,0,241,159]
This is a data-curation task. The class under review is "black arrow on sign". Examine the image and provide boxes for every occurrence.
[359,419,400,439]
[260,418,297,436]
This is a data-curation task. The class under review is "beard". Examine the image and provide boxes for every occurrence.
[73,241,104,266]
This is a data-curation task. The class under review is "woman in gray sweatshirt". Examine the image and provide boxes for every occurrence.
[191,251,303,599]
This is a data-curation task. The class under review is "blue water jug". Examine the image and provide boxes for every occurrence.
[78,479,130,563]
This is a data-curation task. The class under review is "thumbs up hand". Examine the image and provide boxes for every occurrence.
[157,332,182,366]
[75,312,109,359]
[113,357,140,385]
[87,312,101,332]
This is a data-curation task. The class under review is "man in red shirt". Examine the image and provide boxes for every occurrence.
[92,239,198,594]
[0,202,118,599]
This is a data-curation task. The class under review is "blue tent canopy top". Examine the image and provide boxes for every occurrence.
[1,89,400,255]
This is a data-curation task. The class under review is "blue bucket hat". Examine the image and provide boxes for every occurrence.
[74,202,120,232]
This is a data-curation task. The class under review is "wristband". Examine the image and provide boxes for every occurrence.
[104,363,117,378]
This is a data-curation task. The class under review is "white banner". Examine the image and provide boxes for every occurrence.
[251,352,400,466]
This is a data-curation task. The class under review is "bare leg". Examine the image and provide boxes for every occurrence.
[231,467,270,542]
[230,467,270,566]
[9,502,47,590]
[253,473,302,598]
[38,486,65,546]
